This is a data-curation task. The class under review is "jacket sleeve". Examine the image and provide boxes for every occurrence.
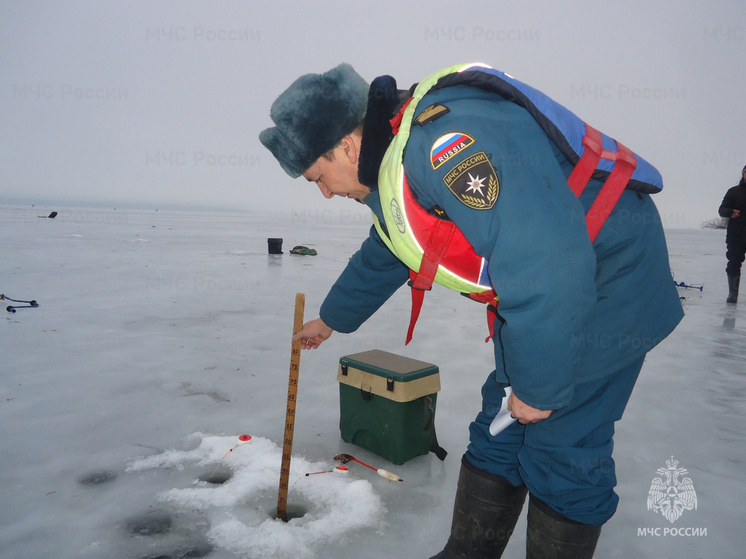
[403,94,597,410]
[719,187,736,217]
[319,224,410,333]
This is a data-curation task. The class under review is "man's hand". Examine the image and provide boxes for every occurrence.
[508,391,553,424]
[292,318,333,349]
[732,209,741,218]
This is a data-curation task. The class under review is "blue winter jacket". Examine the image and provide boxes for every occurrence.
[320,84,683,410]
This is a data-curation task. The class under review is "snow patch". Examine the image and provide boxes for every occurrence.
[128,433,387,557]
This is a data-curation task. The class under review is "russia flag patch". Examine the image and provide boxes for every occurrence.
[430,132,475,169]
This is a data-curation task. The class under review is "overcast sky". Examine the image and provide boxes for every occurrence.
[1,0,744,227]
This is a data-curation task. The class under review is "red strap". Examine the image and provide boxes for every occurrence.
[567,123,637,242]
[412,220,456,289]
[567,125,602,196]
[390,98,413,136]
[467,290,500,342]
[406,220,456,344]
[406,269,425,345]
[585,141,636,242]
[466,290,494,304]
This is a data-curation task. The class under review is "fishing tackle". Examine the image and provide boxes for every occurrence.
[208,434,252,479]
[2,294,39,313]
[334,453,403,482]
[305,466,350,476]
[674,281,703,291]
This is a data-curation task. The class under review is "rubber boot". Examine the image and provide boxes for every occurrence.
[727,274,740,304]
[526,495,601,559]
[429,456,528,559]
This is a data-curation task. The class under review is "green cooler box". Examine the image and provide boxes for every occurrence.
[338,349,446,465]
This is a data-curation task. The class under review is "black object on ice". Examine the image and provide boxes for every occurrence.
[267,237,283,254]
[1,294,39,313]
[37,211,57,218]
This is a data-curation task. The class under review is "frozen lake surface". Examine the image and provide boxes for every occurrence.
[2,205,744,558]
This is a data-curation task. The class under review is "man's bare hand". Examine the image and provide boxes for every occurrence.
[508,392,553,424]
[732,209,741,218]
[292,318,333,349]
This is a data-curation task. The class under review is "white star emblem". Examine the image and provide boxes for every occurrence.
[465,173,485,196]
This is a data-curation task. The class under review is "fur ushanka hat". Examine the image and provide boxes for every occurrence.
[259,64,369,178]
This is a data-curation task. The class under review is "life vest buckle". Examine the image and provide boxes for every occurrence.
[407,279,432,291]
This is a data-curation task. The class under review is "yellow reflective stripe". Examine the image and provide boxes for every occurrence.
[376,63,493,294]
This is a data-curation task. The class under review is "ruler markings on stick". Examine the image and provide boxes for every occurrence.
[277,292,305,521]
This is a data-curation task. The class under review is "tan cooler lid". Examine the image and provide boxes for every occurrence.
[338,349,440,402]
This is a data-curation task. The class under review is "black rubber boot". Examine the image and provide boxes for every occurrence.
[727,274,740,304]
[429,456,528,559]
[526,495,601,559]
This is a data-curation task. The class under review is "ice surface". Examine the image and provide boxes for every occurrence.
[1,205,744,558]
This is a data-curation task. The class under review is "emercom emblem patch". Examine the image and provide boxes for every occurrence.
[442,151,499,210]
[430,132,474,169]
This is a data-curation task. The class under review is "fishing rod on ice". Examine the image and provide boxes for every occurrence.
[334,453,403,482]
[673,281,703,291]
[1,294,40,313]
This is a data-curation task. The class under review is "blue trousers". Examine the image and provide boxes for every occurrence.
[465,356,645,526]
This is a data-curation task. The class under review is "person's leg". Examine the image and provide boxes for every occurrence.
[725,241,744,303]
[516,356,645,558]
[465,374,526,487]
[429,456,528,559]
[525,494,601,559]
[432,355,644,557]
[430,375,528,558]
[518,357,644,525]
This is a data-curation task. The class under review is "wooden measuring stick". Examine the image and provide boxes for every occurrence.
[277,292,305,522]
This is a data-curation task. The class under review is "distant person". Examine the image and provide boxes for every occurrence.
[260,63,683,558]
[718,165,746,304]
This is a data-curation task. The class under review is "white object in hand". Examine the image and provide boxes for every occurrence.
[489,386,517,436]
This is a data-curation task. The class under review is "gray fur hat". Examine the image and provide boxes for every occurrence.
[259,64,369,178]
